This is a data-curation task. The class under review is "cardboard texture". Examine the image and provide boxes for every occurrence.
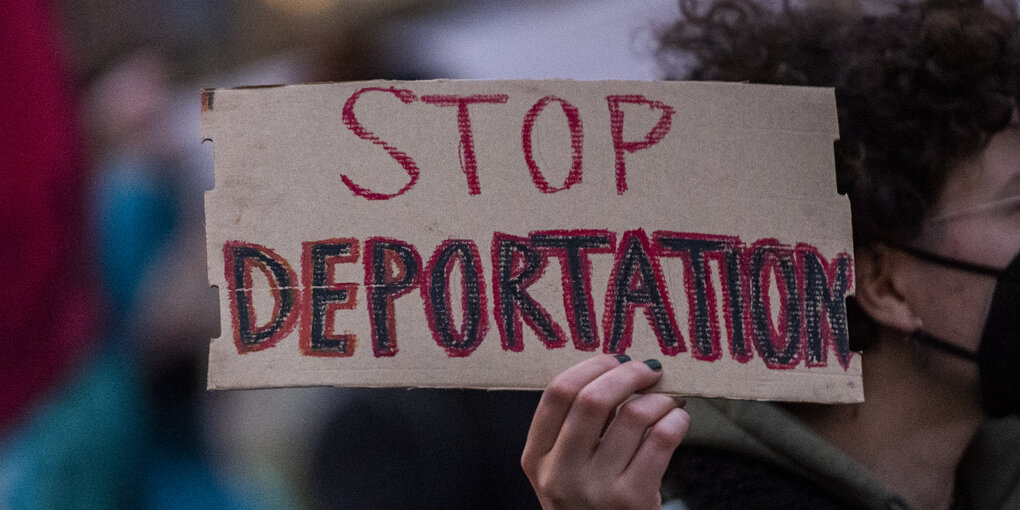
[203,79,860,403]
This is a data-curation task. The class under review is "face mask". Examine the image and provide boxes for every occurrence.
[895,244,1020,418]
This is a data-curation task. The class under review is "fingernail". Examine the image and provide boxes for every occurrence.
[614,354,632,364]
[643,359,662,371]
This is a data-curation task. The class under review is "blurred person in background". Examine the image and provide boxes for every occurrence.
[0,1,157,508]
[0,1,289,508]
[0,2,140,508]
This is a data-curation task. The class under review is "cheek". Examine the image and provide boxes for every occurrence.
[941,218,1020,268]
[923,224,1016,348]
[918,270,997,351]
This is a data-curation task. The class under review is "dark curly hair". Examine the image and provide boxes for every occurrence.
[658,0,1020,247]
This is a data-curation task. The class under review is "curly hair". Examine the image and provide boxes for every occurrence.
[658,0,1020,247]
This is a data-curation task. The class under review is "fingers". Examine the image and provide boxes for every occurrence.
[522,355,690,510]
[554,359,664,457]
[592,393,680,474]
[623,407,690,489]
[524,354,628,463]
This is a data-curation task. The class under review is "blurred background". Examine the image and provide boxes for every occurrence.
[2,0,678,508]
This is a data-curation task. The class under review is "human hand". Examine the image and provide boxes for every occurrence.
[521,355,690,510]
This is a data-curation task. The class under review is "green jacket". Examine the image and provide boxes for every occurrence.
[662,399,1020,509]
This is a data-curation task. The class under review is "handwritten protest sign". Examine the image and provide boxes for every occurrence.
[203,79,859,402]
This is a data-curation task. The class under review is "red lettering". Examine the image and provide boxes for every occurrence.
[341,87,421,200]
[606,95,675,194]
[421,94,509,195]
[521,96,585,193]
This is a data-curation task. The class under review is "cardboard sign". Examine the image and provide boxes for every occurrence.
[203,79,860,402]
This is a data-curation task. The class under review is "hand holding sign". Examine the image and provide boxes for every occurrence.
[522,355,689,510]
[202,79,858,403]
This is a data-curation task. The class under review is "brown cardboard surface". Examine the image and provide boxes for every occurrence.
[203,79,860,402]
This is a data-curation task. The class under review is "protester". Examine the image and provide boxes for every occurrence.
[522,1,1020,508]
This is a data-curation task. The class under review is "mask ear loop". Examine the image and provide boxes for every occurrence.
[884,244,999,361]
[912,328,980,361]
[889,243,1003,277]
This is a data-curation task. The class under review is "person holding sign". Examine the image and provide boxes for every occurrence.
[523,1,1020,509]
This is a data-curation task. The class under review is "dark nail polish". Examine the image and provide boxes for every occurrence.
[643,359,662,371]
[614,354,632,364]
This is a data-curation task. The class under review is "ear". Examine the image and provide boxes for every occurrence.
[854,245,923,334]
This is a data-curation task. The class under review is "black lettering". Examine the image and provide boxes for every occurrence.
[424,240,488,357]
[493,235,565,351]
[531,231,613,351]
[303,241,358,356]
[799,247,853,368]
[227,243,299,353]
[366,239,421,357]
[657,235,736,360]
[749,241,802,368]
[603,231,683,355]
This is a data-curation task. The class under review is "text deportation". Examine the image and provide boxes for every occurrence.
[226,230,852,370]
